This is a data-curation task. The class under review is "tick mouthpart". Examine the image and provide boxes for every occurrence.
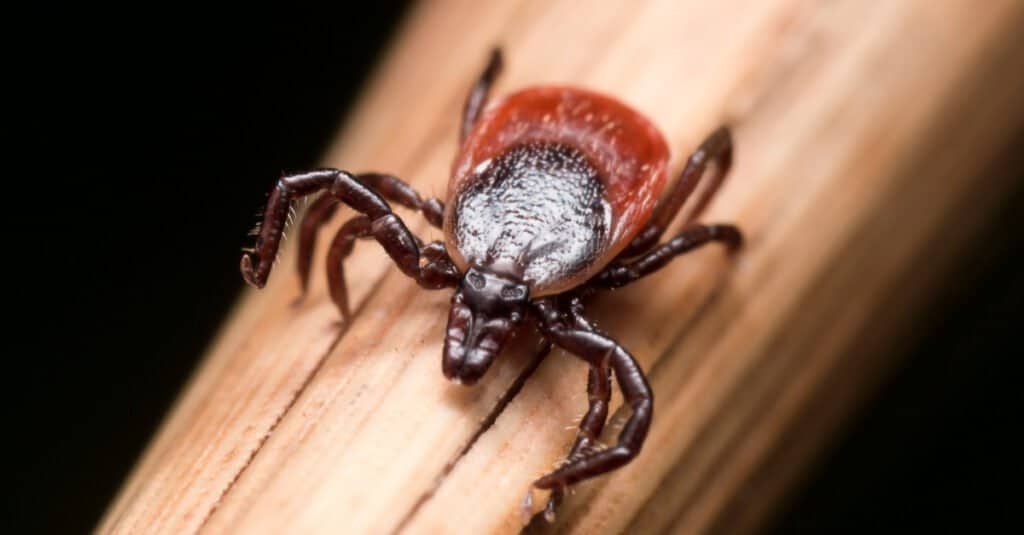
[443,346,496,387]
[444,289,520,385]
[442,303,502,386]
[442,267,527,386]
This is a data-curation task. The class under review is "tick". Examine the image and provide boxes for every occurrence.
[240,49,741,519]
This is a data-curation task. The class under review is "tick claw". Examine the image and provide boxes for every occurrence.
[240,253,260,287]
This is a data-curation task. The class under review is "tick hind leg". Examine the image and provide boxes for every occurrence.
[460,48,503,143]
[531,298,653,516]
[591,224,741,290]
[294,172,447,300]
[622,126,733,257]
[241,169,459,308]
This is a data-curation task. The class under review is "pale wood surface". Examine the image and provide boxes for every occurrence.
[100,1,1024,534]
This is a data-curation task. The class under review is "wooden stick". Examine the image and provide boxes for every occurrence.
[99,1,1024,533]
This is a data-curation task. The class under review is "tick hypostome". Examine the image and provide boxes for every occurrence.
[240,48,742,521]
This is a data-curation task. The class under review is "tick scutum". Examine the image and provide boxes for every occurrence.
[450,141,611,293]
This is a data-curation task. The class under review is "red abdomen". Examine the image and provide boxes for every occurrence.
[444,87,670,295]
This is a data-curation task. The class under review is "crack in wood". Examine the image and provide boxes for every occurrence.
[194,281,389,534]
[393,340,553,535]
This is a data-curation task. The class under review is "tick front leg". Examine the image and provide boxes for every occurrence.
[324,216,372,320]
[539,299,611,517]
[296,194,341,298]
[542,364,612,520]
[241,169,457,295]
[569,367,613,459]
[460,48,503,143]
[532,299,653,491]
[325,214,456,319]
[592,223,742,290]
[295,172,446,299]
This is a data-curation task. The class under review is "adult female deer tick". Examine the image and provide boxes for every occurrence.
[240,49,741,519]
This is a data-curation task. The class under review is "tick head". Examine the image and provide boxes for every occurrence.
[442,266,529,385]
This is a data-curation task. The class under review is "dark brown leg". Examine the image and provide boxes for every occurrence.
[540,299,612,519]
[241,169,459,296]
[325,216,372,319]
[353,173,446,227]
[568,368,612,458]
[460,48,503,143]
[531,298,653,491]
[542,363,612,520]
[296,194,342,297]
[592,224,741,290]
[621,126,733,257]
[295,173,446,299]
[324,213,456,319]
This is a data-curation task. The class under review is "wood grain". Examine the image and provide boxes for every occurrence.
[100,1,1024,534]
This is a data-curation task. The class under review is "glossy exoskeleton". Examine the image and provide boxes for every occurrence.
[240,49,741,521]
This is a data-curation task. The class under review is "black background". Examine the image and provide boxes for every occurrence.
[6,5,1021,533]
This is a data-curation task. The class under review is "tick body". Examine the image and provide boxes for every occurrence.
[447,86,670,296]
[240,49,741,521]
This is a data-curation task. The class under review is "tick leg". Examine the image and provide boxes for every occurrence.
[295,173,446,299]
[622,126,733,258]
[460,48,503,143]
[541,299,611,517]
[532,298,653,492]
[353,173,446,227]
[325,216,372,319]
[569,367,613,458]
[326,214,455,319]
[592,224,741,290]
[241,169,460,296]
[296,195,341,298]
[543,363,612,520]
